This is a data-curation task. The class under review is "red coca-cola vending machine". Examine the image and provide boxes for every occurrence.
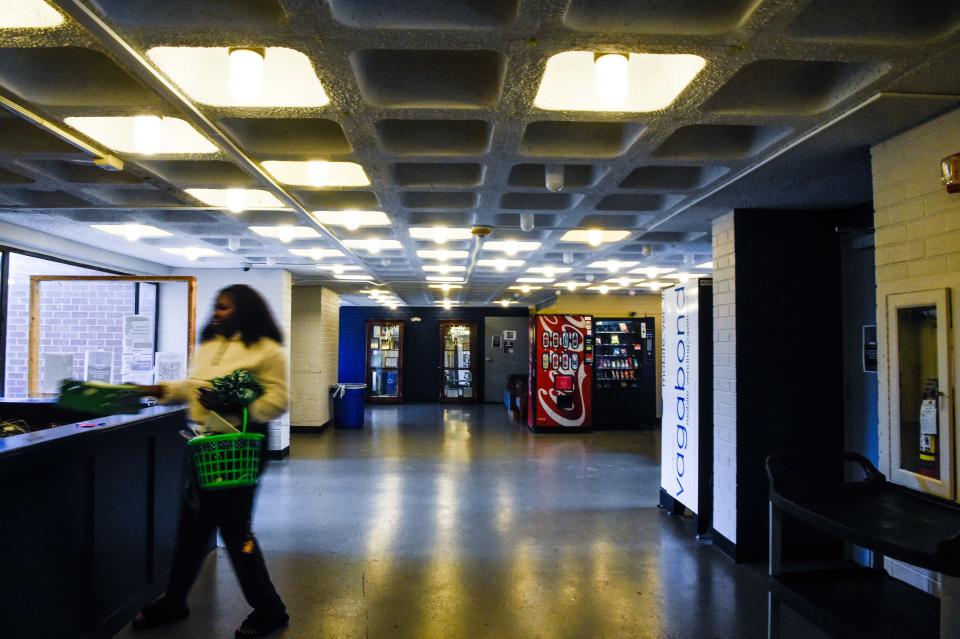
[528,314,593,431]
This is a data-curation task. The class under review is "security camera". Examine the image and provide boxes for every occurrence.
[241,262,252,272]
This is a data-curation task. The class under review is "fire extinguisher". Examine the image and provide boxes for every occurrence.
[918,379,939,477]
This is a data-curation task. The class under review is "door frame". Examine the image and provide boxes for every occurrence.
[366,319,404,403]
[438,320,477,403]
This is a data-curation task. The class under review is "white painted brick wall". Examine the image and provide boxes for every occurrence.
[871,106,960,596]
[290,285,340,427]
[712,212,737,543]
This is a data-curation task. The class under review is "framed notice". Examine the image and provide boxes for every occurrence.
[862,325,877,373]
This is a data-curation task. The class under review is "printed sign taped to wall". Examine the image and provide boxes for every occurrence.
[660,281,701,514]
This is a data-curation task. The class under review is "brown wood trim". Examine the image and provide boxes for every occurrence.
[28,277,41,397]
[438,320,477,403]
[27,275,197,397]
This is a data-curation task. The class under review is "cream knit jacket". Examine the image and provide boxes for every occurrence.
[160,333,288,426]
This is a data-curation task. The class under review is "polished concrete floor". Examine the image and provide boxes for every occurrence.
[118,404,825,639]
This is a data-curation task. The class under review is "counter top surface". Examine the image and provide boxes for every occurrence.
[0,404,186,458]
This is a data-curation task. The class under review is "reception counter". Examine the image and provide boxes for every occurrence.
[0,400,190,639]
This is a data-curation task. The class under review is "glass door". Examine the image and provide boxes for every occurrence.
[887,289,953,499]
[367,320,403,402]
[440,321,475,402]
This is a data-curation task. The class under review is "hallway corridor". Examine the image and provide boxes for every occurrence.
[119,405,820,638]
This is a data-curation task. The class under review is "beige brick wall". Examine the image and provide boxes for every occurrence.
[290,285,339,427]
[712,212,737,543]
[872,106,960,595]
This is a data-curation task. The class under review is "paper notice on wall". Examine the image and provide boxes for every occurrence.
[42,352,75,394]
[155,352,186,383]
[920,399,938,435]
[85,350,113,384]
[122,315,155,384]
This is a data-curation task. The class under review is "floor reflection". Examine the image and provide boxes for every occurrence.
[116,403,825,639]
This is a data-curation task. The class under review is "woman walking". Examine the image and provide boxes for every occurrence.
[132,284,289,638]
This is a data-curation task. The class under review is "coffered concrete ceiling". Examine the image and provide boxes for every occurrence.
[0,0,958,307]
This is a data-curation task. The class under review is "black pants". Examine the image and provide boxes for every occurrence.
[164,437,285,615]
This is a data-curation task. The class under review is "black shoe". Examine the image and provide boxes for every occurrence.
[131,597,189,630]
[235,609,289,638]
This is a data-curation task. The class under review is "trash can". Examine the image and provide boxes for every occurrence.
[331,383,366,429]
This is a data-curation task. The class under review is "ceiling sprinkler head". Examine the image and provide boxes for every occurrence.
[562,252,574,265]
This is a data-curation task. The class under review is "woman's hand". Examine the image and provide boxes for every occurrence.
[197,387,239,413]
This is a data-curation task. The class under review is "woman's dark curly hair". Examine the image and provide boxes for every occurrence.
[200,284,283,345]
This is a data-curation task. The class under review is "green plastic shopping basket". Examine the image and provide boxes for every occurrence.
[188,408,263,490]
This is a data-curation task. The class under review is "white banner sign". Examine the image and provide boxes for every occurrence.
[660,281,701,513]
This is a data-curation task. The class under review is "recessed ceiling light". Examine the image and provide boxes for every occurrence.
[527,266,571,276]
[310,210,390,228]
[335,273,374,281]
[423,264,467,273]
[628,266,677,277]
[409,227,473,242]
[249,226,321,242]
[343,238,403,252]
[482,240,541,253]
[442,299,453,310]
[316,264,360,272]
[604,277,644,285]
[418,249,469,261]
[64,116,217,155]
[476,258,526,271]
[289,248,344,260]
[516,277,554,283]
[186,188,284,210]
[162,247,223,260]
[511,285,541,294]
[697,261,714,270]
[146,46,329,107]
[560,229,631,245]
[534,51,706,112]
[645,281,671,290]
[0,0,63,28]
[498,300,511,307]
[90,224,172,241]
[428,284,463,290]
[427,276,465,283]
[557,281,587,292]
[262,161,370,187]
[589,260,639,271]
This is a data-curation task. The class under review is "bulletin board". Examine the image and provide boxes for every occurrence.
[27,275,197,397]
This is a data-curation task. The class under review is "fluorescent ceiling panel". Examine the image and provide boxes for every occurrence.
[343,239,404,250]
[628,266,677,276]
[527,266,571,275]
[90,224,171,239]
[560,230,631,244]
[422,264,467,273]
[334,273,374,280]
[482,240,541,253]
[162,247,223,259]
[509,285,542,291]
[418,249,469,260]
[289,248,344,259]
[186,188,283,209]
[310,210,390,227]
[249,225,321,241]
[428,284,463,289]
[426,276,465,282]
[64,116,217,155]
[588,260,639,270]
[409,227,474,241]
[516,277,554,283]
[476,259,524,268]
[0,0,63,28]
[147,46,329,107]
[534,51,706,112]
[263,160,369,187]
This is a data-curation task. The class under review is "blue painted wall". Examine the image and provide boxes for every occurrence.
[339,305,530,402]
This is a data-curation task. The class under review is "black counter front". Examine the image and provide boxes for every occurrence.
[0,402,190,639]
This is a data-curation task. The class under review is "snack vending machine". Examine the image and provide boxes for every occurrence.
[528,314,593,431]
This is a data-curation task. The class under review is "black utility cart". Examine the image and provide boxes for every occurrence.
[766,453,960,639]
